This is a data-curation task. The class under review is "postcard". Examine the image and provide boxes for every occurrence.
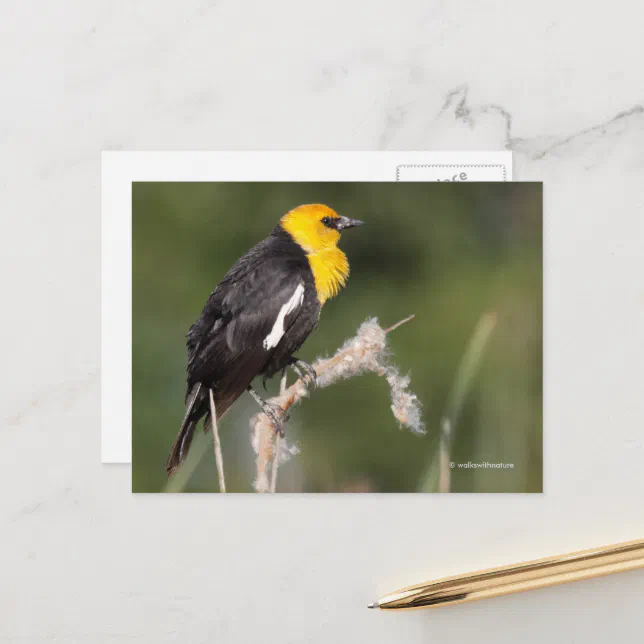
[102,153,542,494]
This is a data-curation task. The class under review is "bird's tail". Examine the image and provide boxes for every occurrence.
[166,383,207,477]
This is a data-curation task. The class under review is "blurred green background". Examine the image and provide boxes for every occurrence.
[132,182,542,493]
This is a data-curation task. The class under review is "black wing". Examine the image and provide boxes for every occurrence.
[186,253,310,420]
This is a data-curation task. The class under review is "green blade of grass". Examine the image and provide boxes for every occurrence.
[419,312,497,493]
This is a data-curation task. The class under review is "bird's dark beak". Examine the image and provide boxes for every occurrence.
[337,216,364,231]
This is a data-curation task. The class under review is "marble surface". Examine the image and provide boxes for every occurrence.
[2,1,644,642]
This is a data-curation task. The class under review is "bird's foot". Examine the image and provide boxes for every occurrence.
[248,386,289,436]
[289,358,318,390]
[262,401,289,437]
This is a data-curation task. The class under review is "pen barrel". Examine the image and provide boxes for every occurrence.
[379,539,644,610]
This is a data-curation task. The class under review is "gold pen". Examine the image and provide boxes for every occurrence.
[368,538,644,611]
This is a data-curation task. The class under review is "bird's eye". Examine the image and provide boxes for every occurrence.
[321,217,331,226]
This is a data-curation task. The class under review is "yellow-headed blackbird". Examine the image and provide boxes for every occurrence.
[166,204,363,475]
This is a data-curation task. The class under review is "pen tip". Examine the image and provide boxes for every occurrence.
[367,601,379,609]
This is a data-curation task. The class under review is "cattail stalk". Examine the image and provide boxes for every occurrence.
[269,371,289,493]
[252,315,423,492]
[209,388,226,493]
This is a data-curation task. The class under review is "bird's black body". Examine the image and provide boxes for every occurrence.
[166,227,321,474]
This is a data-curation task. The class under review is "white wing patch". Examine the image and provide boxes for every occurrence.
[263,282,305,350]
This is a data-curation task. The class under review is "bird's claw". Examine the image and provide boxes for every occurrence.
[261,401,289,437]
[291,359,318,390]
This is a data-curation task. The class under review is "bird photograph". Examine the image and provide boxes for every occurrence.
[132,182,543,493]
[166,204,363,478]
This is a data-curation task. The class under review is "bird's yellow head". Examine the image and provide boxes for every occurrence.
[280,204,363,304]
[279,204,363,253]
